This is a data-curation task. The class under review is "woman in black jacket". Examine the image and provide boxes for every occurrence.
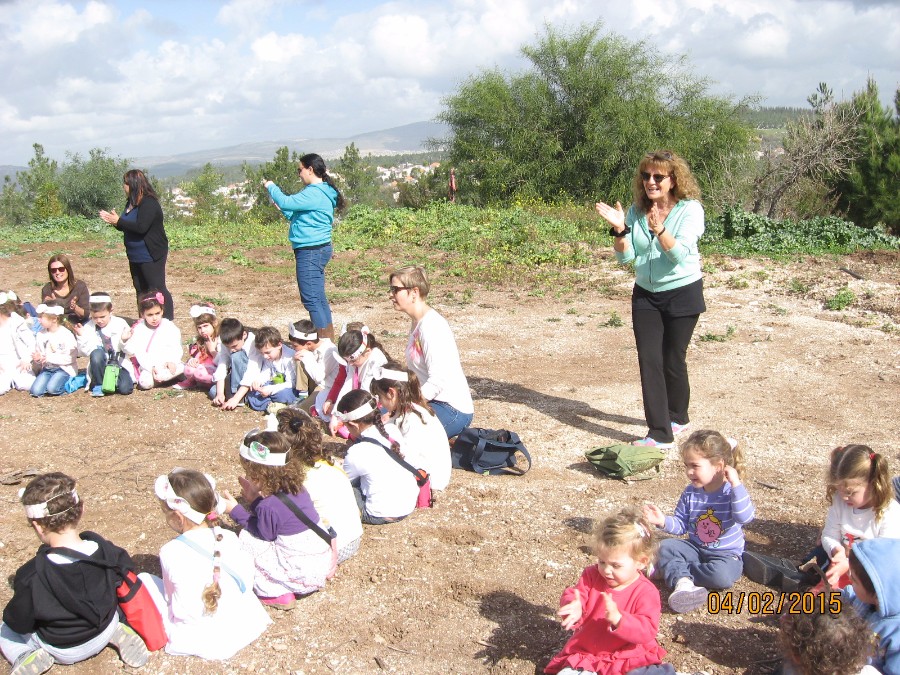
[99,169,174,319]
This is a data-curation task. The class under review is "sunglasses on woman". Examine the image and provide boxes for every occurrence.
[640,172,670,183]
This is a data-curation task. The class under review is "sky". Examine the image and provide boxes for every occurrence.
[1,0,899,166]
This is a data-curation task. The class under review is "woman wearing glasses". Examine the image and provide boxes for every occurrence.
[40,254,90,324]
[595,150,706,449]
[263,154,345,342]
[389,265,474,439]
[99,169,174,320]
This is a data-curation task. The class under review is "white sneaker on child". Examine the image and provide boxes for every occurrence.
[10,648,53,675]
[668,577,708,613]
[109,623,149,668]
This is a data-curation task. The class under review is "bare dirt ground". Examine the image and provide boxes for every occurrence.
[0,242,898,675]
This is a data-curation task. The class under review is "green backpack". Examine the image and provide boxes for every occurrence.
[584,444,666,480]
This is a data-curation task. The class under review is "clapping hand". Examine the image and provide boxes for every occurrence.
[98,209,119,225]
[598,591,622,628]
[558,589,583,630]
[595,201,625,231]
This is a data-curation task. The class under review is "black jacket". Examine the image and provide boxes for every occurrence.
[2,532,133,648]
[115,195,168,261]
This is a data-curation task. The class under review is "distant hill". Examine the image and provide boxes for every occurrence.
[1,165,25,184]
[135,121,449,178]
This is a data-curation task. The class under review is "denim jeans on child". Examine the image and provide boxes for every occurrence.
[30,368,70,397]
[657,538,743,590]
[429,400,473,439]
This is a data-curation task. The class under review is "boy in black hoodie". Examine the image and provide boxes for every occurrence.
[0,472,149,674]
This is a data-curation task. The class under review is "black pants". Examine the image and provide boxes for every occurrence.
[129,256,173,320]
[632,309,699,443]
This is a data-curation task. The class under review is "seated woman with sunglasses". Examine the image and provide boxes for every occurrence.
[595,150,706,449]
[388,265,474,439]
[40,254,90,325]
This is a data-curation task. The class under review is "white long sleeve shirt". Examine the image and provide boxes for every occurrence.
[405,309,473,413]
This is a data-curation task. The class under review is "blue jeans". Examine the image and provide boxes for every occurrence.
[246,387,300,411]
[88,349,134,395]
[430,400,473,439]
[30,368,70,397]
[657,538,743,590]
[294,243,333,329]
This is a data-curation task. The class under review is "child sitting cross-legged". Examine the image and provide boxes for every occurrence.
[546,506,673,675]
[0,473,149,675]
[72,292,133,397]
[244,327,300,412]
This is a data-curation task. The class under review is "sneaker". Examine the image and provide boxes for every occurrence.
[259,592,296,610]
[10,648,53,675]
[109,623,150,668]
[632,437,675,449]
[90,385,104,397]
[671,421,691,435]
[668,577,708,613]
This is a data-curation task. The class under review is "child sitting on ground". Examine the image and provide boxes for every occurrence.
[176,304,220,393]
[643,430,755,613]
[778,598,879,675]
[245,327,300,412]
[143,468,270,659]
[325,325,389,436]
[844,538,900,674]
[0,472,149,674]
[546,506,672,675]
[0,290,36,395]
[30,303,77,397]
[287,319,340,413]
[122,290,183,389]
[73,292,133,397]
[211,318,260,409]
[276,407,363,563]
[222,430,335,610]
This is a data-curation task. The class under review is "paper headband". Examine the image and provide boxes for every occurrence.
[0,291,18,304]
[333,398,377,423]
[372,364,409,382]
[635,523,649,539]
[154,472,223,525]
[239,438,288,467]
[288,323,317,341]
[89,294,112,304]
[346,325,370,361]
[20,487,79,519]
[190,304,216,319]
[36,304,64,316]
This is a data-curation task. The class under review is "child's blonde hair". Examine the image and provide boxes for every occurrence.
[593,506,656,563]
[826,444,892,521]
[681,429,745,479]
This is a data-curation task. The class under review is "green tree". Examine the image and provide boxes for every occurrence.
[438,23,753,207]
[0,176,30,227]
[832,79,900,234]
[182,163,228,223]
[334,142,379,206]
[58,148,129,216]
[242,147,305,223]
[18,143,63,221]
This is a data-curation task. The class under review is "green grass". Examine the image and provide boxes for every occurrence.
[602,311,624,328]
[698,325,736,342]
[825,287,856,311]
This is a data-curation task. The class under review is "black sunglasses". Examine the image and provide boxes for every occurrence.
[640,172,670,183]
[389,285,409,295]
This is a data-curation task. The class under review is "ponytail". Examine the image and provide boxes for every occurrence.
[300,153,346,213]
[201,517,223,615]
[372,413,404,459]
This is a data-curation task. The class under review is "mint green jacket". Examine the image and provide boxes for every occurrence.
[615,199,705,293]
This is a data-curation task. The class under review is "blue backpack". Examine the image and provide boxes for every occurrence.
[450,428,532,476]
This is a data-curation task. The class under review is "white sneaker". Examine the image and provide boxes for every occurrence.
[668,577,708,613]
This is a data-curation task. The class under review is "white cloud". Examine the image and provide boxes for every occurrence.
[8,0,113,54]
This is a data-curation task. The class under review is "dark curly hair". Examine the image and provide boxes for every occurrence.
[779,599,875,674]
[276,407,327,467]
[240,430,306,495]
[21,472,84,533]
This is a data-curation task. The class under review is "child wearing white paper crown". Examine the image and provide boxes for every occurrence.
[1,472,149,675]
[325,325,389,436]
[30,303,77,397]
[176,304,220,393]
[287,319,340,410]
[122,290,184,390]
[141,468,270,660]
[221,430,335,610]
[0,290,36,395]
[72,292,134,397]
[245,327,301,412]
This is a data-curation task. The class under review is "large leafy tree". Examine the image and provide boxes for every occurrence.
[242,146,306,223]
[58,148,129,217]
[439,23,753,207]
[17,143,63,221]
[832,79,900,234]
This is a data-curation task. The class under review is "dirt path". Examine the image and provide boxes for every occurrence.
[0,243,898,674]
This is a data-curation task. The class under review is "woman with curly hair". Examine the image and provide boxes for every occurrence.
[595,150,705,449]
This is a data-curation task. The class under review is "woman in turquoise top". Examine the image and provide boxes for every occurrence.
[596,150,706,448]
[264,154,345,341]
